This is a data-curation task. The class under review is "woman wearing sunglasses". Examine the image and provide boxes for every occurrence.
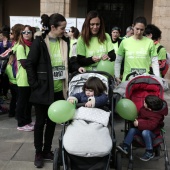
[15,25,35,132]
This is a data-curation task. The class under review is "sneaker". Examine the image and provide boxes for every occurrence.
[43,151,54,160]
[17,125,34,132]
[27,124,34,131]
[28,122,35,126]
[116,145,128,155]
[140,151,155,161]
[34,153,44,168]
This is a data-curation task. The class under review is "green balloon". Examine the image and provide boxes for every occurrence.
[116,99,137,121]
[48,100,75,123]
[96,60,114,76]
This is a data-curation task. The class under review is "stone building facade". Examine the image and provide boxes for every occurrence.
[0,0,170,51]
[152,0,170,52]
[40,0,170,52]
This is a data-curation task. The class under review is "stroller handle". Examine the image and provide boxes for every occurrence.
[125,71,139,81]
[76,103,86,108]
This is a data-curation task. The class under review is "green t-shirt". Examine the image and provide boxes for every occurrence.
[16,45,29,86]
[69,39,77,57]
[49,40,63,92]
[155,43,166,60]
[5,64,17,84]
[117,36,157,81]
[12,42,19,53]
[77,33,114,70]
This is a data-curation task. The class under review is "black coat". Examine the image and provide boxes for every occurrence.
[26,36,57,105]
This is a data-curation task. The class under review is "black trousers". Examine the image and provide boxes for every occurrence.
[34,91,64,154]
[16,86,32,127]
[9,83,18,116]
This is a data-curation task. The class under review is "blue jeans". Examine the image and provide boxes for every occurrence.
[124,128,156,150]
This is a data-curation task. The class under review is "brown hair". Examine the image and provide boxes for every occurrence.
[11,24,24,42]
[70,26,80,39]
[81,10,106,46]
[82,77,107,96]
[18,25,35,48]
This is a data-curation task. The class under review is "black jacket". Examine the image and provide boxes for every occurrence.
[25,36,54,105]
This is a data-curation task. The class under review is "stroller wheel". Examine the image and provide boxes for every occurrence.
[115,151,122,170]
[53,148,60,170]
[128,162,133,170]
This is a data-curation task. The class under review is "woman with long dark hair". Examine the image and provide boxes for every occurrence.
[76,10,116,71]
[26,13,69,168]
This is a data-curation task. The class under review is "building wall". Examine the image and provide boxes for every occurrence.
[40,0,71,17]
[152,0,170,51]
[1,0,40,27]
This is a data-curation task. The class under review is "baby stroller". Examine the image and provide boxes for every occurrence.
[53,71,117,170]
[114,74,170,170]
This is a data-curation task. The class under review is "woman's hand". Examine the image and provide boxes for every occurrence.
[134,119,138,127]
[92,56,100,62]
[78,67,86,73]
[101,54,110,61]
[115,77,122,85]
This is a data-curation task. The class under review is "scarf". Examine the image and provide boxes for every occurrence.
[23,39,32,47]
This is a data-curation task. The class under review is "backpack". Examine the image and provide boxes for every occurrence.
[157,45,170,65]
[157,45,169,77]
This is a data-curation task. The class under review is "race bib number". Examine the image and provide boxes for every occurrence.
[131,68,146,75]
[53,66,66,80]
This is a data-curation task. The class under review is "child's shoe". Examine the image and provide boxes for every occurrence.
[116,144,129,155]
[140,151,155,161]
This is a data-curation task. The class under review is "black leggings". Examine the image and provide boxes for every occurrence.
[34,91,64,154]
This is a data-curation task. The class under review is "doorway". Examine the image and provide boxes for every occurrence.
[87,0,134,36]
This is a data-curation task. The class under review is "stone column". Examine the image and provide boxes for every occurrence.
[152,0,170,51]
[40,0,70,17]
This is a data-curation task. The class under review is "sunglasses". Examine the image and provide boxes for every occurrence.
[22,31,32,35]
[10,32,13,35]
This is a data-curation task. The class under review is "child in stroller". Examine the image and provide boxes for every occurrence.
[114,74,170,170]
[117,95,168,161]
[67,77,108,108]
[53,72,116,170]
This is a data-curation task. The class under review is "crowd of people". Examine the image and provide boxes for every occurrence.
[0,10,169,168]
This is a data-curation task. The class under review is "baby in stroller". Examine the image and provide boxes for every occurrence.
[60,73,114,170]
[67,77,108,108]
[117,95,168,161]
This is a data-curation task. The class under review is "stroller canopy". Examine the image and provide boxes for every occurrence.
[125,75,164,111]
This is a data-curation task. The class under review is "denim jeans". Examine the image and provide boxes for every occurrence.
[124,128,156,150]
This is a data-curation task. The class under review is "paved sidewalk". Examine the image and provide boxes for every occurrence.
[0,90,170,170]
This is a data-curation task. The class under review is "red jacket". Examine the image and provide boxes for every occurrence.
[137,100,168,135]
